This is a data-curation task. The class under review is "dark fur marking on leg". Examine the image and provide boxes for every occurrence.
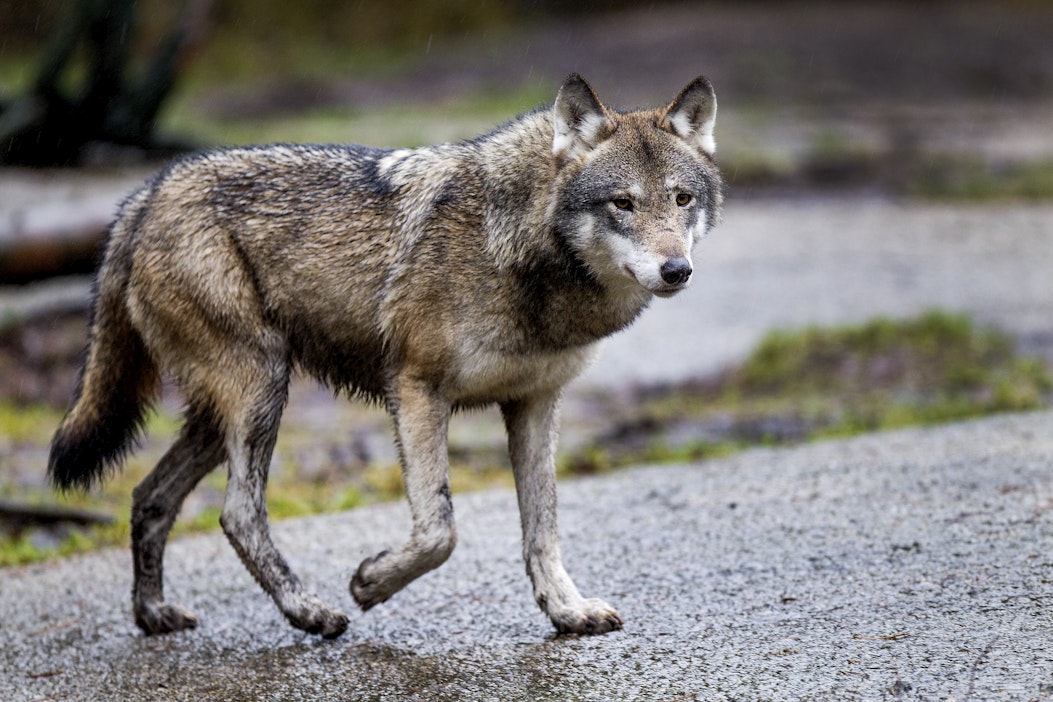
[131,401,225,635]
[436,483,454,525]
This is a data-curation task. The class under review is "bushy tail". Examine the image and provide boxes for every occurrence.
[48,191,160,492]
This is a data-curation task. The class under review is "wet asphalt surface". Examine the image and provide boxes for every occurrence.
[3,411,1052,701]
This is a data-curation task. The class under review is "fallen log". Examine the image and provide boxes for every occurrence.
[0,277,92,333]
[0,500,114,535]
[0,198,115,284]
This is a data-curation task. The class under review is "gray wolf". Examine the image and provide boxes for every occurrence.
[48,74,722,638]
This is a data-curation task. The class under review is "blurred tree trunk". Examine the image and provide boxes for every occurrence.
[0,0,211,166]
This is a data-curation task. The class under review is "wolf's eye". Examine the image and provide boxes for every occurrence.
[612,198,633,211]
[676,193,692,206]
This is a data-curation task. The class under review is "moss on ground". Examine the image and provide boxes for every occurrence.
[902,157,1053,202]
[561,311,1052,473]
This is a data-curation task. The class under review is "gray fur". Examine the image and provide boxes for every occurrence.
[48,74,722,638]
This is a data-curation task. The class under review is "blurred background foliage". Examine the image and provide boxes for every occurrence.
[3,0,1053,180]
[3,0,512,55]
[0,0,619,86]
[0,0,677,163]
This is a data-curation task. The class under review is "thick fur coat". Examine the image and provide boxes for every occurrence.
[49,74,723,638]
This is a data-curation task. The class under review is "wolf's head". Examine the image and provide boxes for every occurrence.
[550,74,722,299]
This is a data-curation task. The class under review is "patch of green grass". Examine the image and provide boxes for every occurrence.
[0,519,131,568]
[162,84,551,150]
[734,311,1050,420]
[0,55,37,96]
[0,458,514,566]
[903,156,1053,202]
[0,405,515,566]
[560,440,743,476]
[177,0,514,86]
[564,311,1052,472]
[0,403,63,444]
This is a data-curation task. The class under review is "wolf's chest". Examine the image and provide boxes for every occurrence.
[446,343,599,404]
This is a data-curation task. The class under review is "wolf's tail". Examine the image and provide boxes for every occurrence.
[48,189,161,492]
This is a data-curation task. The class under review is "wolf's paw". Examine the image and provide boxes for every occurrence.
[349,550,399,611]
[134,601,199,636]
[282,594,349,639]
[549,597,623,636]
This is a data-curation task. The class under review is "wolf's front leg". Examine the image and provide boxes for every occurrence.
[351,377,456,610]
[502,393,623,635]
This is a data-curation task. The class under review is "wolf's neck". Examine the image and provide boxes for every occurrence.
[500,238,651,353]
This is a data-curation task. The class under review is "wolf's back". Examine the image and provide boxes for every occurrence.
[48,188,161,491]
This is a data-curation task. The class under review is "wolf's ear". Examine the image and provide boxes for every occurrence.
[662,76,717,156]
[552,74,614,162]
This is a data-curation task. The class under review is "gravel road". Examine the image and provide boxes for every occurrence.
[3,410,1052,701]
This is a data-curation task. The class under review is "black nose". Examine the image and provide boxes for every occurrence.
[660,257,692,286]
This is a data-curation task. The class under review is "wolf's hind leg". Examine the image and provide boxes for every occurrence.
[351,377,456,609]
[132,406,226,635]
[502,392,623,635]
[219,354,349,639]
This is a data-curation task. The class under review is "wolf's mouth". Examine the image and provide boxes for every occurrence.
[622,265,687,297]
[651,286,687,298]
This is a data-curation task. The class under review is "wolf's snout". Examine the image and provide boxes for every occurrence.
[659,257,692,286]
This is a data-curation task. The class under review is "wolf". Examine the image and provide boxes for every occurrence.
[48,74,722,639]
